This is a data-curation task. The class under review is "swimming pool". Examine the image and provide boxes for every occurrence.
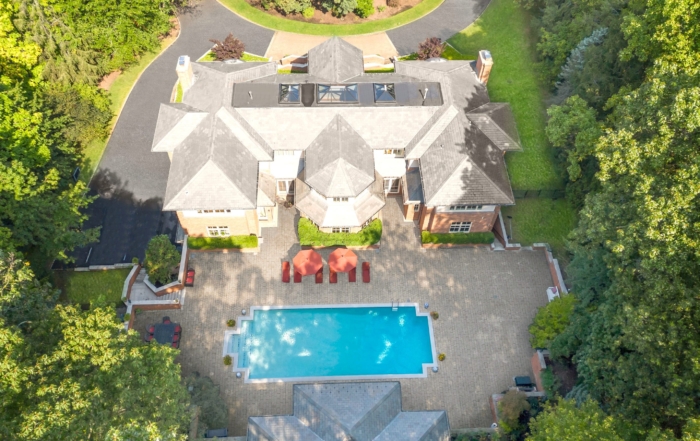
[223,304,436,383]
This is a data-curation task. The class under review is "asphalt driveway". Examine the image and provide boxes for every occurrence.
[73,0,274,266]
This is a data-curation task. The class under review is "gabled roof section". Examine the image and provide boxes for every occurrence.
[304,115,374,198]
[256,171,276,207]
[467,103,522,151]
[162,114,258,211]
[420,115,515,206]
[308,37,364,83]
[151,103,208,152]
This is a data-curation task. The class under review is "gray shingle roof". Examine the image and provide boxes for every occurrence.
[308,37,364,83]
[467,103,522,151]
[151,103,208,152]
[374,411,450,441]
[305,115,375,197]
[248,416,322,441]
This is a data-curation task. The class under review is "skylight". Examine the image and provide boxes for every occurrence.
[317,84,358,104]
[373,83,396,103]
[279,84,300,103]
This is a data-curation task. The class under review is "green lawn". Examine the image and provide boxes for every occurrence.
[81,34,178,184]
[421,231,494,244]
[501,199,577,260]
[218,0,443,35]
[448,0,561,190]
[187,235,259,250]
[298,218,382,246]
[53,269,132,305]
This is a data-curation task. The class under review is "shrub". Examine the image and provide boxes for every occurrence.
[185,374,229,437]
[123,313,131,322]
[298,218,382,246]
[416,37,446,60]
[386,0,400,7]
[227,319,236,327]
[529,294,577,349]
[355,0,374,18]
[421,231,494,245]
[498,390,530,432]
[322,0,357,16]
[274,0,312,14]
[541,367,562,397]
[209,33,245,60]
[131,257,139,265]
[430,311,439,320]
[438,353,446,361]
[223,355,232,366]
[144,235,180,286]
[377,5,386,12]
[302,6,315,17]
[187,235,258,250]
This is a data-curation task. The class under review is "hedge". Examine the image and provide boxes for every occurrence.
[421,231,494,244]
[298,218,381,246]
[187,235,258,250]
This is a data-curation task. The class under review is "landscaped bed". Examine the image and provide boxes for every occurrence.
[421,231,494,245]
[197,51,269,62]
[298,218,381,246]
[53,268,132,306]
[187,235,259,250]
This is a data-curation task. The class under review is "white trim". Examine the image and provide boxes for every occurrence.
[222,303,438,384]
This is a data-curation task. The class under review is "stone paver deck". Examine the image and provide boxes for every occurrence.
[264,32,399,61]
[134,197,552,435]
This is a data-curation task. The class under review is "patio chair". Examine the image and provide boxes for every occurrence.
[173,334,180,342]
[171,341,179,349]
[349,267,356,283]
[185,268,195,287]
[293,267,302,283]
[362,262,370,283]
[330,269,337,284]
[144,333,153,343]
[282,261,290,283]
[162,316,171,324]
[174,325,182,334]
[315,267,323,284]
[148,325,155,334]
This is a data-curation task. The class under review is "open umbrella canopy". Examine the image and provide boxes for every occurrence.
[328,248,357,273]
[293,250,323,276]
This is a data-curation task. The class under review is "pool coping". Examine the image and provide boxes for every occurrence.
[222,303,438,384]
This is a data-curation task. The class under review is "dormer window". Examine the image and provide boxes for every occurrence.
[374,83,395,103]
[317,84,358,103]
[279,84,300,103]
[332,197,349,202]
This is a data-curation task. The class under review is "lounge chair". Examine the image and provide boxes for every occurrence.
[349,267,356,283]
[315,267,323,283]
[293,267,302,283]
[282,261,290,283]
[330,269,337,283]
[362,262,370,283]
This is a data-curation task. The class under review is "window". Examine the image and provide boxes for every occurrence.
[383,149,405,157]
[275,150,295,158]
[277,180,295,194]
[449,222,472,233]
[317,84,358,103]
[449,205,482,211]
[257,207,268,220]
[373,83,396,103]
[197,209,232,214]
[207,226,230,237]
[384,177,400,193]
[332,227,350,233]
[279,84,300,103]
[332,197,349,202]
[414,204,421,212]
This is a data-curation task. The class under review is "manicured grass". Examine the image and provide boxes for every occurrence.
[187,235,259,250]
[197,51,269,62]
[82,33,178,184]
[421,231,494,244]
[501,199,577,260]
[175,82,183,103]
[448,0,562,190]
[218,0,443,35]
[364,67,395,73]
[53,269,132,305]
[298,218,382,246]
[441,44,470,60]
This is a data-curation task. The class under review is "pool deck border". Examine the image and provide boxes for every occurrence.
[222,303,439,384]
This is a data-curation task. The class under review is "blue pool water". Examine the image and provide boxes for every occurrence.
[228,306,434,380]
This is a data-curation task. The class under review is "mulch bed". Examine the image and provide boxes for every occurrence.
[247,0,422,24]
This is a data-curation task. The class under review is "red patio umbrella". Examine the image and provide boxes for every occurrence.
[293,250,323,276]
[328,249,357,273]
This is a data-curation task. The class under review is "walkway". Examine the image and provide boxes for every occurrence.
[133,198,553,435]
[264,32,398,61]
[74,0,274,266]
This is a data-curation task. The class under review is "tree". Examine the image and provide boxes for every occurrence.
[144,235,180,285]
[527,399,627,441]
[0,305,190,440]
[416,37,445,60]
[209,33,246,60]
[0,250,58,326]
[529,294,577,350]
[185,374,228,437]
[498,390,530,433]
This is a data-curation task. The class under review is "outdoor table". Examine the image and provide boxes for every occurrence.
[292,250,323,276]
[153,323,176,345]
[328,249,357,273]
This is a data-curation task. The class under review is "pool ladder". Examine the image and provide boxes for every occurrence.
[391,300,399,311]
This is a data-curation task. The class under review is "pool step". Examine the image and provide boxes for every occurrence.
[391,300,399,311]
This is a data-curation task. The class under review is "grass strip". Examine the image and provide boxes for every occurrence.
[187,235,259,250]
[421,231,494,244]
[298,218,382,246]
[53,269,132,305]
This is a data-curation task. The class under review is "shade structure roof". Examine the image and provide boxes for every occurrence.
[328,249,357,273]
[293,250,323,276]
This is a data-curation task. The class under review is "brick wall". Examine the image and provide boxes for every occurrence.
[424,208,500,233]
[176,211,260,237]
[403,203,421,221]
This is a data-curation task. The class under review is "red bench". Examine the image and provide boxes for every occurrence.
[349,267,356,282]
[330,269,338,283]
[294,268,302,283]
[362,262,370,283]
[185,269,195,286]
[282,261,290,283]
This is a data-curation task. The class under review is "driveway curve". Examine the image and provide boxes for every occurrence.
[74,0,274,266]
[387,0,490,54]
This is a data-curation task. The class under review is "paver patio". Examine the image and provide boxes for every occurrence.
[264,31,399,61]
[134,197,552,435]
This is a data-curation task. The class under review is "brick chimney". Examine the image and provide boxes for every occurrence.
[476,50,493,85]
[176,55,194,91]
